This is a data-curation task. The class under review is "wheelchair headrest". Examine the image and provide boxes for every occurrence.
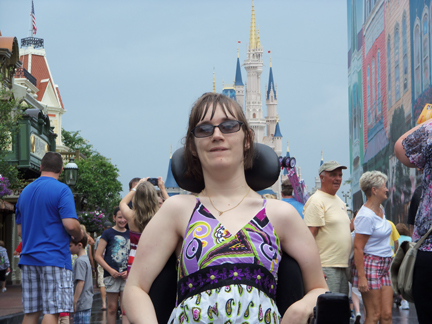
[171,143,280,193]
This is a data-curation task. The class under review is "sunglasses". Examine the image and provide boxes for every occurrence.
[191,120,244,138]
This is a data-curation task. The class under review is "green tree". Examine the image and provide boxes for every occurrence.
[0,76,23,190]
[75,153,122,212]
[61,128,94,158]
[61,128,122,213]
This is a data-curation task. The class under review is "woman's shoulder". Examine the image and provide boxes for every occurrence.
[265,198,303,226]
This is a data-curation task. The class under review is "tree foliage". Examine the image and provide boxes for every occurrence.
[61,129,94,158]
[0,77,23,189]
[62,128,122,213]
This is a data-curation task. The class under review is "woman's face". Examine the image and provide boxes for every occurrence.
[193,104,247,172]
[374,182,388,202]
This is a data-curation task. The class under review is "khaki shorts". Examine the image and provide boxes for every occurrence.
[97,265,104,288]
[103,276,126,293]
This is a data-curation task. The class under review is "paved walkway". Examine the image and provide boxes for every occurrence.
[0,285,422,324]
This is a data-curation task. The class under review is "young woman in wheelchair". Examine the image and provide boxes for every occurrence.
[123,93,328,324]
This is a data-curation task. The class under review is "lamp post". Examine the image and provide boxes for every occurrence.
[64,157,78,190]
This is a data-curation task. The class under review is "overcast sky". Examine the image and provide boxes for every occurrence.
[1,0,351,201]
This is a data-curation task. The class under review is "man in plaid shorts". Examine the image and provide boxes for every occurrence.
[15,152,83,324]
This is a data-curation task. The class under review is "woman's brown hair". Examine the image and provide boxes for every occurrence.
[184,92,255,181]
[132,181,159,233]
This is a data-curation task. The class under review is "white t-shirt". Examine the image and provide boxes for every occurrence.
[354,205,393,257]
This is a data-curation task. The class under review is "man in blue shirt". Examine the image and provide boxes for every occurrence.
[281,179,305,219]
[16,152,83,324]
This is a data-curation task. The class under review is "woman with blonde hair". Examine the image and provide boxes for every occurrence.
[119,178,159,273]
[123,92,328,323]
[352,171,393,324]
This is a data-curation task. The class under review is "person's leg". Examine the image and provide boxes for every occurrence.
[107,293,119,324]
[21,266,43,324]
[379,286,393,324]
[100,286,107,309]
[41,314,59,324]
[361,290,381,324]
[322,267,340,293]
[97,265,107,309]
[413,250,432,324]
[339,267,349,296]
[120,291,130,324]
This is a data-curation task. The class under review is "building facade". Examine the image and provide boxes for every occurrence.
[347,0,432,222]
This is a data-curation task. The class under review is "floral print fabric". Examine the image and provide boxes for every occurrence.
[168,198,282,323]
[402,121,432,251]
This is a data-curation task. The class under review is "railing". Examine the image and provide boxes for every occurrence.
[60,150,87,162]
[21,37,44,49]
[15,68,37,87]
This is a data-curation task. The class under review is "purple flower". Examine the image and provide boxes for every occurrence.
[186,278,196,291]
[253,269,264,284]
[206,269,220,284]
[229,267,244,281]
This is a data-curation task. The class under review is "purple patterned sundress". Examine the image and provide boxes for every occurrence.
[168,198,282,324]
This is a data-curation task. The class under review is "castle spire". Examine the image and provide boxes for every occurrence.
[249,0,258,49]
[266,57,276,100]
[235,51,243,86]
[213,68,216,93]
[320,150,323,166]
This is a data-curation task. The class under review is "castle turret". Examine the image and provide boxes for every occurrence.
[234,48,244,109]
[265,57,278,138]
[244,0,266,143]
[273,117,283,157]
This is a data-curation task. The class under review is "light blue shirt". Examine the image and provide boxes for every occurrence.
[282,197,305,219]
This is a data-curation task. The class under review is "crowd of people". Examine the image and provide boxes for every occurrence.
[6,92,432,324]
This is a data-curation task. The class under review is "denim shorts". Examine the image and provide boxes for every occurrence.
[73,309,91,324]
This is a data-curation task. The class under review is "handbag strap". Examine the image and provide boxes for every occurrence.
[413,225,432,249]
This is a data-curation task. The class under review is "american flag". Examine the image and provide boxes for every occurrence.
[31,0,37,35]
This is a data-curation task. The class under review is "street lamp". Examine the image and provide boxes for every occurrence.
[64,156,78,189]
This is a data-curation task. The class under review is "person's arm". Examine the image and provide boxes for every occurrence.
[395,120,431,168]
[308,226,320,238]
[62,218,84,243]
[157,177,169,201]
[120,178,148,225]
[354,233,370,293]
[94,238,119,278]
[123,195,191,323]
[303,197,325,240]
[267,200,328,324]
[13,241,22,256]
[73,280,84,312]
[394,240,399,253]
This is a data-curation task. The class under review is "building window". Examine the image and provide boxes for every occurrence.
[423,14,430,90]
[402,12,408,92]
[414,22,421,99]
[253,113,256,118]
[367,65,371,125]
[395,23,401,101]
[387,36,392,106]
[377,50,381,116]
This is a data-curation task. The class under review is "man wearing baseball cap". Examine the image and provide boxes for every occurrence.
[303,160,352,295]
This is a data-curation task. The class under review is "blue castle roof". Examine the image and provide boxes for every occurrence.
[274,122,282,138]
[222,88,236,100]
[165,157,179,188]
[235,57,243,86]
[266,66,276,100]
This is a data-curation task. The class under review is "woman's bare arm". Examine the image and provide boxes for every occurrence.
[123,195,194,324]
[353,233,370,292]
[267,200,328,324]
[395,122,426,168]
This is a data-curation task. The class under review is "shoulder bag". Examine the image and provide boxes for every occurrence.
[390,225,432,302]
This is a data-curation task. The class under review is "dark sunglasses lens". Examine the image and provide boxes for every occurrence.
[194,124,214,137]
[220,121,240,133]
